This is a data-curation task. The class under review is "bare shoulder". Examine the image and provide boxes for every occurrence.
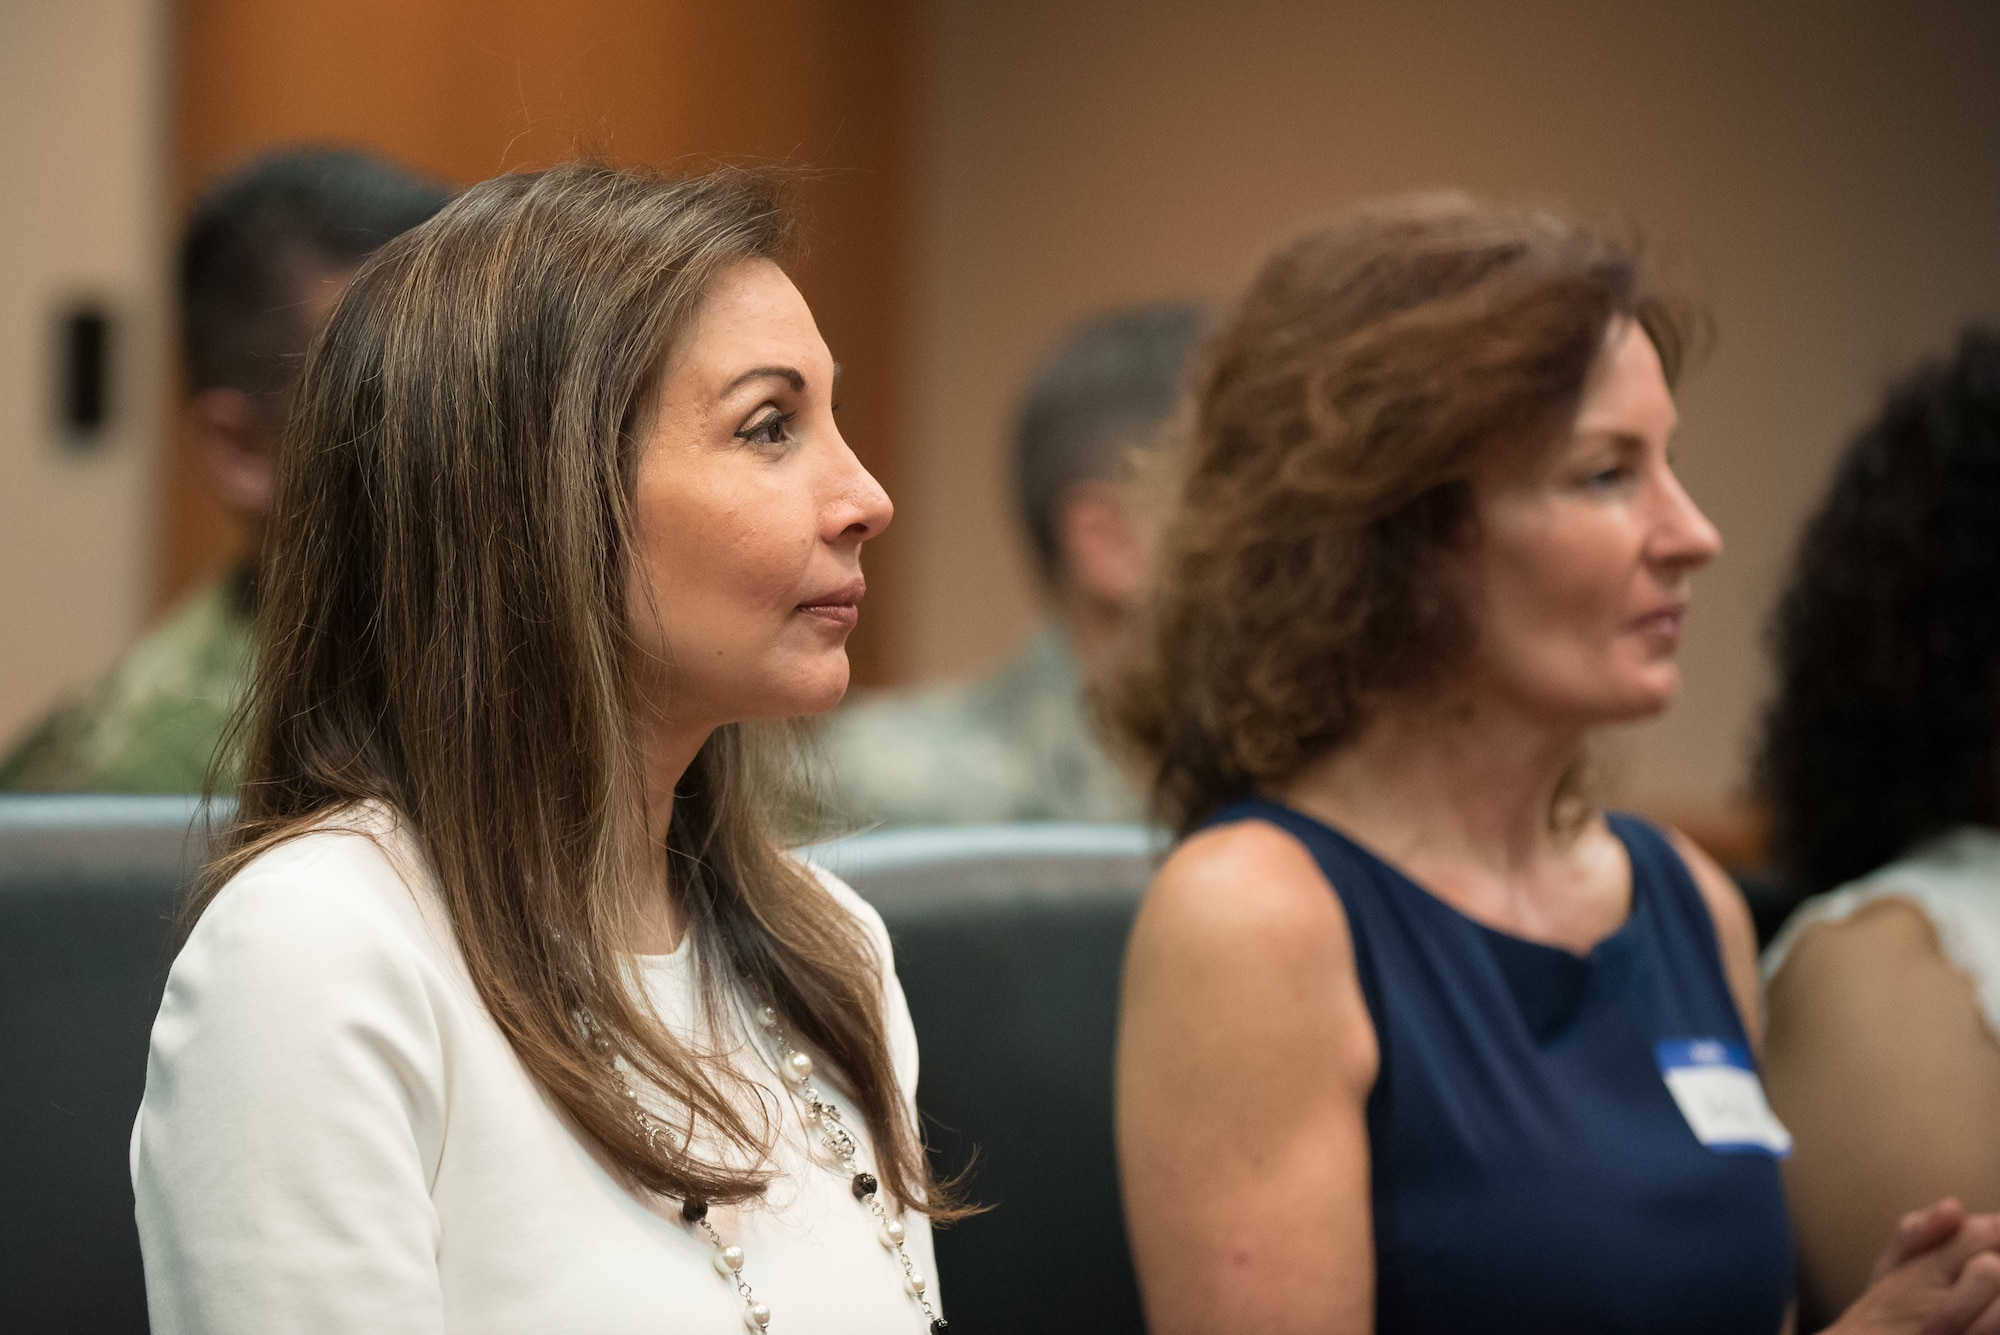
[1771,895,1954,999]
[1662,824,1763,1040]
[1663,826,1757,950]
[1133,818,1354,973]
[1123,816,1378,1121]
[1127,820,1373,1071]
[1765,897,1966,1073]
[1765,898,1987,1089]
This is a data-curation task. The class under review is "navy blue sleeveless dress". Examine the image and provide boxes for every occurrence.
[1205,797,1794,1334]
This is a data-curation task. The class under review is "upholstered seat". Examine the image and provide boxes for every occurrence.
[807,823,1157,1334]
[0,795,223,1333]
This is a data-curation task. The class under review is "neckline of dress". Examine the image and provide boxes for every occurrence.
[632,929,695,971]
[1242,794,1646,964]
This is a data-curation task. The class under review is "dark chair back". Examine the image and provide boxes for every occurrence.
[807,823,1158,1335]
[0,795,226,1334]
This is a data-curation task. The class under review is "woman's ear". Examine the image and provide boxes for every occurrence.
[1055,478,1151,610]
[188,387,278,520]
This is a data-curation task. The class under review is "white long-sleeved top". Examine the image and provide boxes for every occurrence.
[131,804,940,1334]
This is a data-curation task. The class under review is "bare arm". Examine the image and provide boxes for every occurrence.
[1116,822,1378,1335]
[1765,899,2000,1315]
[1668,828,1765,1047]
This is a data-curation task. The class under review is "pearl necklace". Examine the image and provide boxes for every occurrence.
[619,1003,948,1334]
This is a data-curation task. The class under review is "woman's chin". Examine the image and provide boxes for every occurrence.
[1603,672,1681,724]
[782,660,852,718]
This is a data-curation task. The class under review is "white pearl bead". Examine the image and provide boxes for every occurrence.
[786,1050,814,1084]
[714,1244,744,1275]
[743,1301,771,1330]
[880,1217,906,1249]
[757,1005,778,1030]
[905,1271,926,1296]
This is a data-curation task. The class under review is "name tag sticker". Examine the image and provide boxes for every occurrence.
[1656,1039,1793,1157]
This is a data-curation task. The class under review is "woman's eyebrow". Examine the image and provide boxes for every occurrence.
[1572,427,1656,451]
[722,365,806,395]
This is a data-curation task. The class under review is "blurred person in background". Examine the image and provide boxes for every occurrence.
[1107,198,2000,1335]
[0,147,450,793]
[818,301,1211,827]
[1760,329,2000,1324]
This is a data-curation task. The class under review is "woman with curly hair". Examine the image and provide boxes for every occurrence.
[1105,197,2000,1334]
[1761,329,2000,1323]
[131,163,957,1333]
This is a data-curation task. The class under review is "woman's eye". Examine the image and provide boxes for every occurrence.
[1582,463,1634,490]
[734,410,796,449]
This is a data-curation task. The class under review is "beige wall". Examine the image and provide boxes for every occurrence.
[0,0,170,746]
[906,0,2000,805]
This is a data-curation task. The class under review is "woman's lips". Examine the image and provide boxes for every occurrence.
[797,602,860,628]
[797,578,864,628]
[1629,605,1686,641]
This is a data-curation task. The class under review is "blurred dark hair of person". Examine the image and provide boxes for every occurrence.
[816,300,1213,827]
[1760,328,2000,1323]
[0,146,451,794]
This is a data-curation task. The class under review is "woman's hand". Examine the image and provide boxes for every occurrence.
[1825,1201,2000,1334]
[1877,1201,1973,1283]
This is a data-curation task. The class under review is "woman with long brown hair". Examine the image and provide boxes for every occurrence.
[1106,195,2000,1334]
[131,163,953,1334]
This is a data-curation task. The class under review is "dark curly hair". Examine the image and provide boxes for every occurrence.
[1759,328,2000,894]
[1101,193,1696,836]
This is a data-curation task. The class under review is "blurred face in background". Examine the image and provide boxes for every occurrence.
[189,262,358,547]
[1455,319,1723,730]
[626,258,893,737]
[1055,467,1160,605]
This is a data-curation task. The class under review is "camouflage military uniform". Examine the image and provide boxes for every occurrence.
[817,625,1142,827]
[0,568,254,793]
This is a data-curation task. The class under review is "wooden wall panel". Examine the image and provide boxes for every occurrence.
[166,0,914,682]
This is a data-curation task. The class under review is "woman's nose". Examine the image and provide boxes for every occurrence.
[826,432,893,543]
[1652,470,1722,571]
